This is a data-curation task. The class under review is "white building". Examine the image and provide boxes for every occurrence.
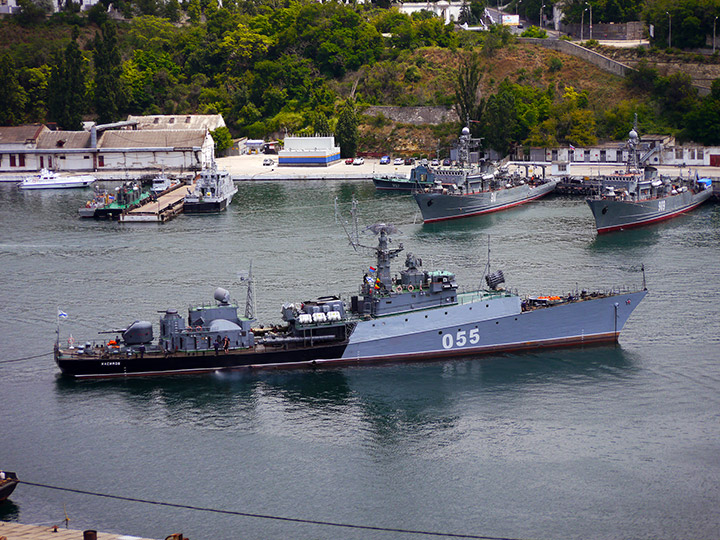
[0,124,214,173]
[278,135,341,167]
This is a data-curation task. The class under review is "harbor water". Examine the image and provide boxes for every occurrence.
[1,180,719,540]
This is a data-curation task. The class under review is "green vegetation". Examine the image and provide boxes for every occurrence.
[1,0,720,154]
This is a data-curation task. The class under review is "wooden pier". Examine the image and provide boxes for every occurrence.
[0,521,166,540]
[119,182,192,223]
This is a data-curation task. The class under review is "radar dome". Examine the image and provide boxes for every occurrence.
[214,287,231,304]
[462,126,471,136]
[629,129,638,141]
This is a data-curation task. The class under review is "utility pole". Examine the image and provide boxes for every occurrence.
[580,7,585,41]
[588,2,593,40]
[714,16,717,53]
[666,11,671,48]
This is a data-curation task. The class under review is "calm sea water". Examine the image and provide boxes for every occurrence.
[1,180,719,540]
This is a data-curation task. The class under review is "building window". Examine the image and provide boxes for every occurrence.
[48,156,52,168]
[169,117,175,124]
[19,154,25,167]
[675,148,683,159]
[10,155,16,167]
[153,117,160,124]
[98,155,104,167]
[697,148,704,160]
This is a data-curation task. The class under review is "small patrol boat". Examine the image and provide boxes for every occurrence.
[586,125,713,234]
[0,471,19,502]
[54,219,647,379]
[184,164,237,213]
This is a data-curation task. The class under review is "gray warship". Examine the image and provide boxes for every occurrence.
[184,163,237,213]
[412,126,557,223]
[54,223,647,378]
[586,126,713,234]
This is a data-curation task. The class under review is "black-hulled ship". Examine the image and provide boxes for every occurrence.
[54,223,647,379]
[586,126,712,233]
[184,164,237,213]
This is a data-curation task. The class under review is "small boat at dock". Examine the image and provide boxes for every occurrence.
[184,164,237,213]
[0,470,19,502]
[19,169,95,190]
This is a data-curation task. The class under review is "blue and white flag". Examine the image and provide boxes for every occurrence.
[57,309,68,319]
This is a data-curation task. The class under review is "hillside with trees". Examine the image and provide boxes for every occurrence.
[1,0,720,157]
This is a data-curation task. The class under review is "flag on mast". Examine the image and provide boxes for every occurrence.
[57,309,68,319]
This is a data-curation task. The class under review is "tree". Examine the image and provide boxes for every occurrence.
[335,98,358,159]
[210,126,233,154]
[454,52,485,136]
[93,22,124,124]
[312,112,331,135]
[48,28,86,130]
[0,53,28,126]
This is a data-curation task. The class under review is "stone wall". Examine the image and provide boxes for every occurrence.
[362,106,459,125]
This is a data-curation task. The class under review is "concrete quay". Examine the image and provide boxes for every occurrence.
[0,521,163,540]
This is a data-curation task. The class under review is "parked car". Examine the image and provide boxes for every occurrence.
[345,158,354,165]
[392,157,403,165]
[262,158,274,166]
[353,157,365,165]
[404,157,414,165]
[430,159,439,167]
[380,155,390,164]
[442,158,451,166]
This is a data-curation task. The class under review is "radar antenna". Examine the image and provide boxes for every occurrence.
[237,262,255,320]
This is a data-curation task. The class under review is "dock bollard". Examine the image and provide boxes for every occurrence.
[83,531,97,540]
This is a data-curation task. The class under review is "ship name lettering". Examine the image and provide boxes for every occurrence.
[100,361,121,366]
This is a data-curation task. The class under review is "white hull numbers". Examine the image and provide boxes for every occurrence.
[442,328,480,349]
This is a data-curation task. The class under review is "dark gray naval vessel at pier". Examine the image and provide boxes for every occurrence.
[586,125,713,234]
[413,127,557,223]
[54,226,647,378]
[184,163,237,213]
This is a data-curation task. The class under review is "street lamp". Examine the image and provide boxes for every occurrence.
[540,1,545,29]
[587,2,593,40]
[666,11,671,48]
[714,16,718,54]
[580,6,587,41]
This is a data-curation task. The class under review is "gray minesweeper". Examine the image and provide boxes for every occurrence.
[586,126,713,234]
[184,163,237,213]
[412,127,557,223]
[54,225,647,379]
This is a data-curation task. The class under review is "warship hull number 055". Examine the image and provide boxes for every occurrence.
[55,225,647,378]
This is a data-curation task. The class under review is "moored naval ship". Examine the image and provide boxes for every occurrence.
[184,164,237,213]
[54,225,647,379]
[586,126,712,233]
[412,126,557,223]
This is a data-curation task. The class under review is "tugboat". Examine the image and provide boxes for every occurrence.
[412,127,557,223]
[54,221,647,379]
[0,471,18,502]
[78,181,151,219]
[586,125,713,234]
[184,164,237,213]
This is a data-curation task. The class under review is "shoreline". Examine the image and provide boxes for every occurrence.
[1,154,718,183]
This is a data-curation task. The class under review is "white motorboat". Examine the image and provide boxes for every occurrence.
[19,169,96,190]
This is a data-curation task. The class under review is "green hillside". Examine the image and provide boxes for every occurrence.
[2,0,720,155]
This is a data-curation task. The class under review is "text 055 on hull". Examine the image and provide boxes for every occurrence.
[54,226,647,379]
